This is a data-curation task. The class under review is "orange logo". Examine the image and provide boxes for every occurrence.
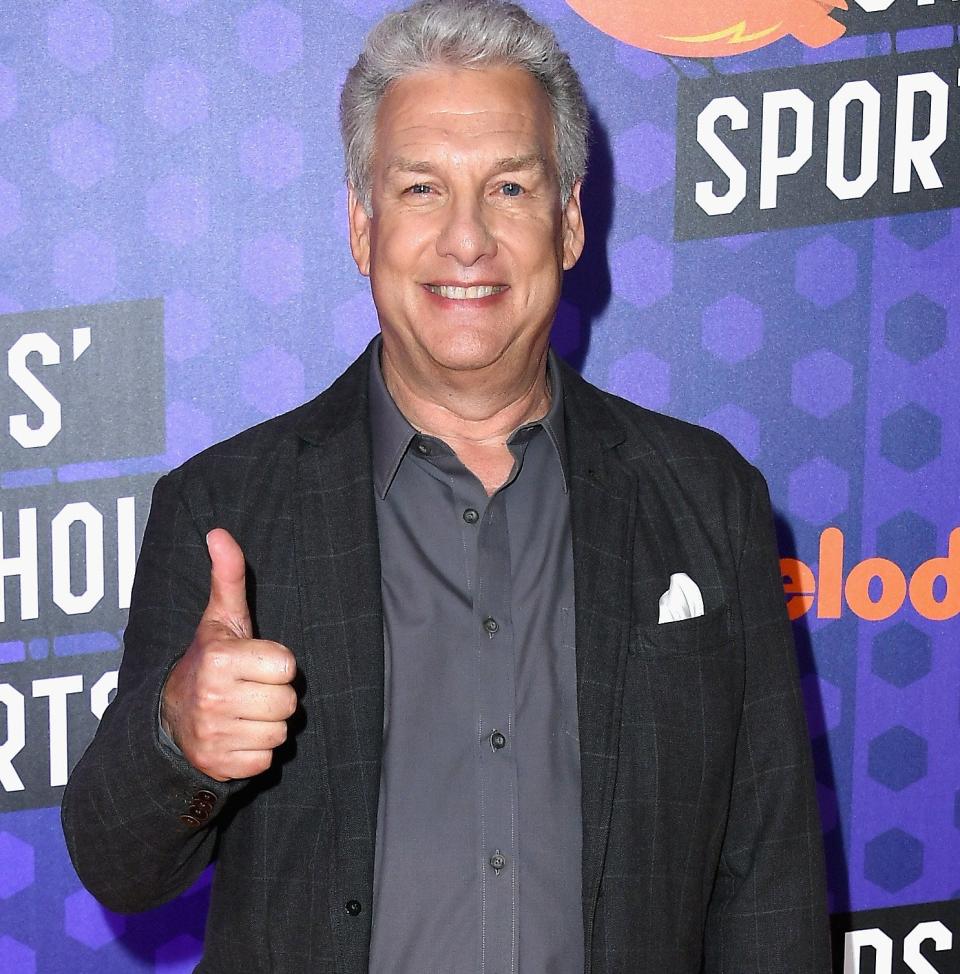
[781,527,960,622]
[566,0,847,58]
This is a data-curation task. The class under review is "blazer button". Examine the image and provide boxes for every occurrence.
[194,790,217,805]
[345,900,362,916]
[179,813,201,828]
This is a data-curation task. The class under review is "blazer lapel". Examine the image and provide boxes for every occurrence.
[562,365,690,964]
[293,348,384,973]
[563,370,635,956]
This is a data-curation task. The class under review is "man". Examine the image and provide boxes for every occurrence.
[62,1,831,971]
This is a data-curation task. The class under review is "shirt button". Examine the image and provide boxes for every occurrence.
[345,899,362,916]
[462,508,479,524]
[415,440,431,456]
[482,617,499,635]
[490,730,507,751]
[489,850,507,874]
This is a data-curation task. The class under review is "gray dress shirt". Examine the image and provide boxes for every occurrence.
[367,342,584,974]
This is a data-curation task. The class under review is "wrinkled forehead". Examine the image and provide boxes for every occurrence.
[372,65,558,166]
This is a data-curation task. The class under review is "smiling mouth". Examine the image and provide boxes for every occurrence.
[426,284,506,300]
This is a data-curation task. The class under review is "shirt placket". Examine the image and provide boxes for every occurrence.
[472,483,519,974]
[412,433,530,974]
[421,448,519,974]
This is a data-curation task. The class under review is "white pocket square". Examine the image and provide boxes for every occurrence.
[658,573,704,624]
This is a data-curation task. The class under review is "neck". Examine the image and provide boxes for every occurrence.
[380,343,552,451]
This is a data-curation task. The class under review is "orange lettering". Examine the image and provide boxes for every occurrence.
[818,527,844,618]
[779,526,960,622]
[781,558,815,620]
[845,558,907,621]
[909,527,960,621]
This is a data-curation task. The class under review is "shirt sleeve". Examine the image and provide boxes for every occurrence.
[158,702,184,756]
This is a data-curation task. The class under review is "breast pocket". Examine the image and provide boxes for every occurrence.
[620,602,742,807]
[630,601,731,660]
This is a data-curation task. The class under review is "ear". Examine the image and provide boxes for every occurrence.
[561,180,585,271]
[347,184,372,277]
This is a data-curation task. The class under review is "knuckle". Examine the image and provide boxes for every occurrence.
[239,752,271,778]
[207,645,236,671]
[187,745,215,774]
[195,689,222,714]
[194,716,220,742]
[272,642,296,672]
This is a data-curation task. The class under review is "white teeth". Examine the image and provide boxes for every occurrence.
[428,284,504,299]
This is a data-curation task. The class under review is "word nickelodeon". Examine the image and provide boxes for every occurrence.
[782,527,960,622]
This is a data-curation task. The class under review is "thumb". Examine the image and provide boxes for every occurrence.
[204,528,251,637]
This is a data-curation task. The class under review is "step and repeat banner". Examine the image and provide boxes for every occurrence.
[0,1,958,971]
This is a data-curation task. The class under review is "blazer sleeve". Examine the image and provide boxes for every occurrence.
[703,467,832,973]
[60,469,248,914]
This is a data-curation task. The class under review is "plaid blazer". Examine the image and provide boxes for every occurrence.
[62,342,830,973]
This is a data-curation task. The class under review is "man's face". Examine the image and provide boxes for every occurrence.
[348,65,584,381]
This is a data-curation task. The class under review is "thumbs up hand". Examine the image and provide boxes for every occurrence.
[160,529,298,782]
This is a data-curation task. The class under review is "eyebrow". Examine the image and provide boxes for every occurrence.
[385,153,550,177]
[491,153,550,174]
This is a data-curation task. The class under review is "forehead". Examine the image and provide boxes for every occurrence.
[373,65,556,165]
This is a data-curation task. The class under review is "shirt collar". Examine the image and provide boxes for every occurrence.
[368,335,570,498]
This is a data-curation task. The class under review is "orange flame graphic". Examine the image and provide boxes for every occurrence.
[567,0,847,57]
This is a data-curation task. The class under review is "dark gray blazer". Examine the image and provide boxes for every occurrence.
[62,342,831,973]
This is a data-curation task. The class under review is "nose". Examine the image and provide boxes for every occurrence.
[435,195,498,266]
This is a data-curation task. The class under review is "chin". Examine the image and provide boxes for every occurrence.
[425,345,505,374]
[419,330,519,374]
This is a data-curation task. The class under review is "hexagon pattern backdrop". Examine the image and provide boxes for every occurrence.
[0,1,958,971]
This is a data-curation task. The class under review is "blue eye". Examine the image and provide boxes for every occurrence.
[409,183,432,195]
[501,182,523,197]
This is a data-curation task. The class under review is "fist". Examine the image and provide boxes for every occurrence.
[160,528,297,782]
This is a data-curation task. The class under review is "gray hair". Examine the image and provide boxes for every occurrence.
[339,0,589,210]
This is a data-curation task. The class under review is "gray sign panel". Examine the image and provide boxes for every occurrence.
[0,473,157,811]
[0,474,157,643]
[836,0,960,37]
[675,50,960,239]
[1,298,165,471]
